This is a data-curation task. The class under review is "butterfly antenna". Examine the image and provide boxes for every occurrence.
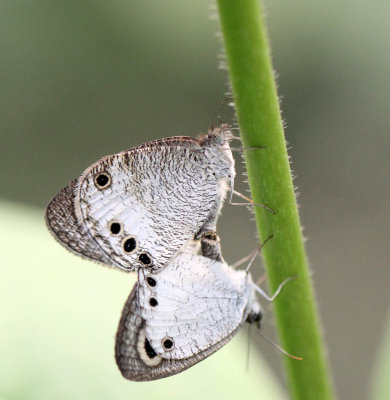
[258,330,303,361]
[211,88,233,128]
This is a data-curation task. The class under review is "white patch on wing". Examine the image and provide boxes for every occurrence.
[137,327,163,367]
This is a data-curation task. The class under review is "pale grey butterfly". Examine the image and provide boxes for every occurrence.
[115,235,292,381]
[45,125,235,273]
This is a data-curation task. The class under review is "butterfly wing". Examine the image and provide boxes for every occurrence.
[139,254,252,359]
[115,282,241,381]
[45,178,112,265]
[115,253,254,380]
[46,133,234,272]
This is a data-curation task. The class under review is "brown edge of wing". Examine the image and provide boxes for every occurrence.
[44,177,112,266]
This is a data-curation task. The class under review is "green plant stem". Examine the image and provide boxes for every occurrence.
[370,311,390,399]
[217,1,334,399]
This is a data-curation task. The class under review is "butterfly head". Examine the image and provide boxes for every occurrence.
[198,124,235,183]
[203,124,234,146]
[246,301,263,329]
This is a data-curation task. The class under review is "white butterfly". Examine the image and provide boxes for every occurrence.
[115,236,289,381]
[45,126,235,272]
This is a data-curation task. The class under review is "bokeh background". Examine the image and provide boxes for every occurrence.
[1,1,389,399]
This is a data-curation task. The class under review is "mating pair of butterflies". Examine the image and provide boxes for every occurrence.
[45,125,271,381]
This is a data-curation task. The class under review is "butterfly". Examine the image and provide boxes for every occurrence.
[114,235,269,381]
[45,125,235,273]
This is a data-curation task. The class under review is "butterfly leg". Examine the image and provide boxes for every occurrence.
[231,245,261,269]
[229,190,276,214]
[229,145,266,152]
[227,135,267,152]
[253,276,296,302]
[231,235,273,270]
[255,273,267,286]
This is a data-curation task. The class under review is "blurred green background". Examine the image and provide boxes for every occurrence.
[1,1,389,399]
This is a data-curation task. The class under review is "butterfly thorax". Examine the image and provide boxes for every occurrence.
[198,125,235,179]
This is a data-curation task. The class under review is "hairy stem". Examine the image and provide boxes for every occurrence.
[217,1,334,399]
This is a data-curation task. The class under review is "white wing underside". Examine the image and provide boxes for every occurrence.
[136,253,253,359]
[76,143,233,271]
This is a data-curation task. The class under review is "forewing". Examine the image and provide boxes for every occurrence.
[46,137,228,271]
[45,178,112,265]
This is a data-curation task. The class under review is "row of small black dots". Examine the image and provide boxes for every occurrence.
[96,172,171,337]
[105,217,152,266]
[144,276,173,349]
[146,276,158,307]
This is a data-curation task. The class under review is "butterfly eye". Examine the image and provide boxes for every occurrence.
[162,337,174,350]
[146,277,157,287]
[122,236,138,254]
[94,172,111,189]
[139,252,152,265]
[108,221,122,235]
[203,231,218,241]
[149,297,158,307]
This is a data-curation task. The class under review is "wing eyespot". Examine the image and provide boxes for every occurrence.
[122,236,138,254]
[144,337,158,359]
[162,337,174,351]
[139,252,152,266]
[149,297,158,307]
[136,328,162,367]
[94,172,111,189]
[108,220,122,235]
[146,276,157,287]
